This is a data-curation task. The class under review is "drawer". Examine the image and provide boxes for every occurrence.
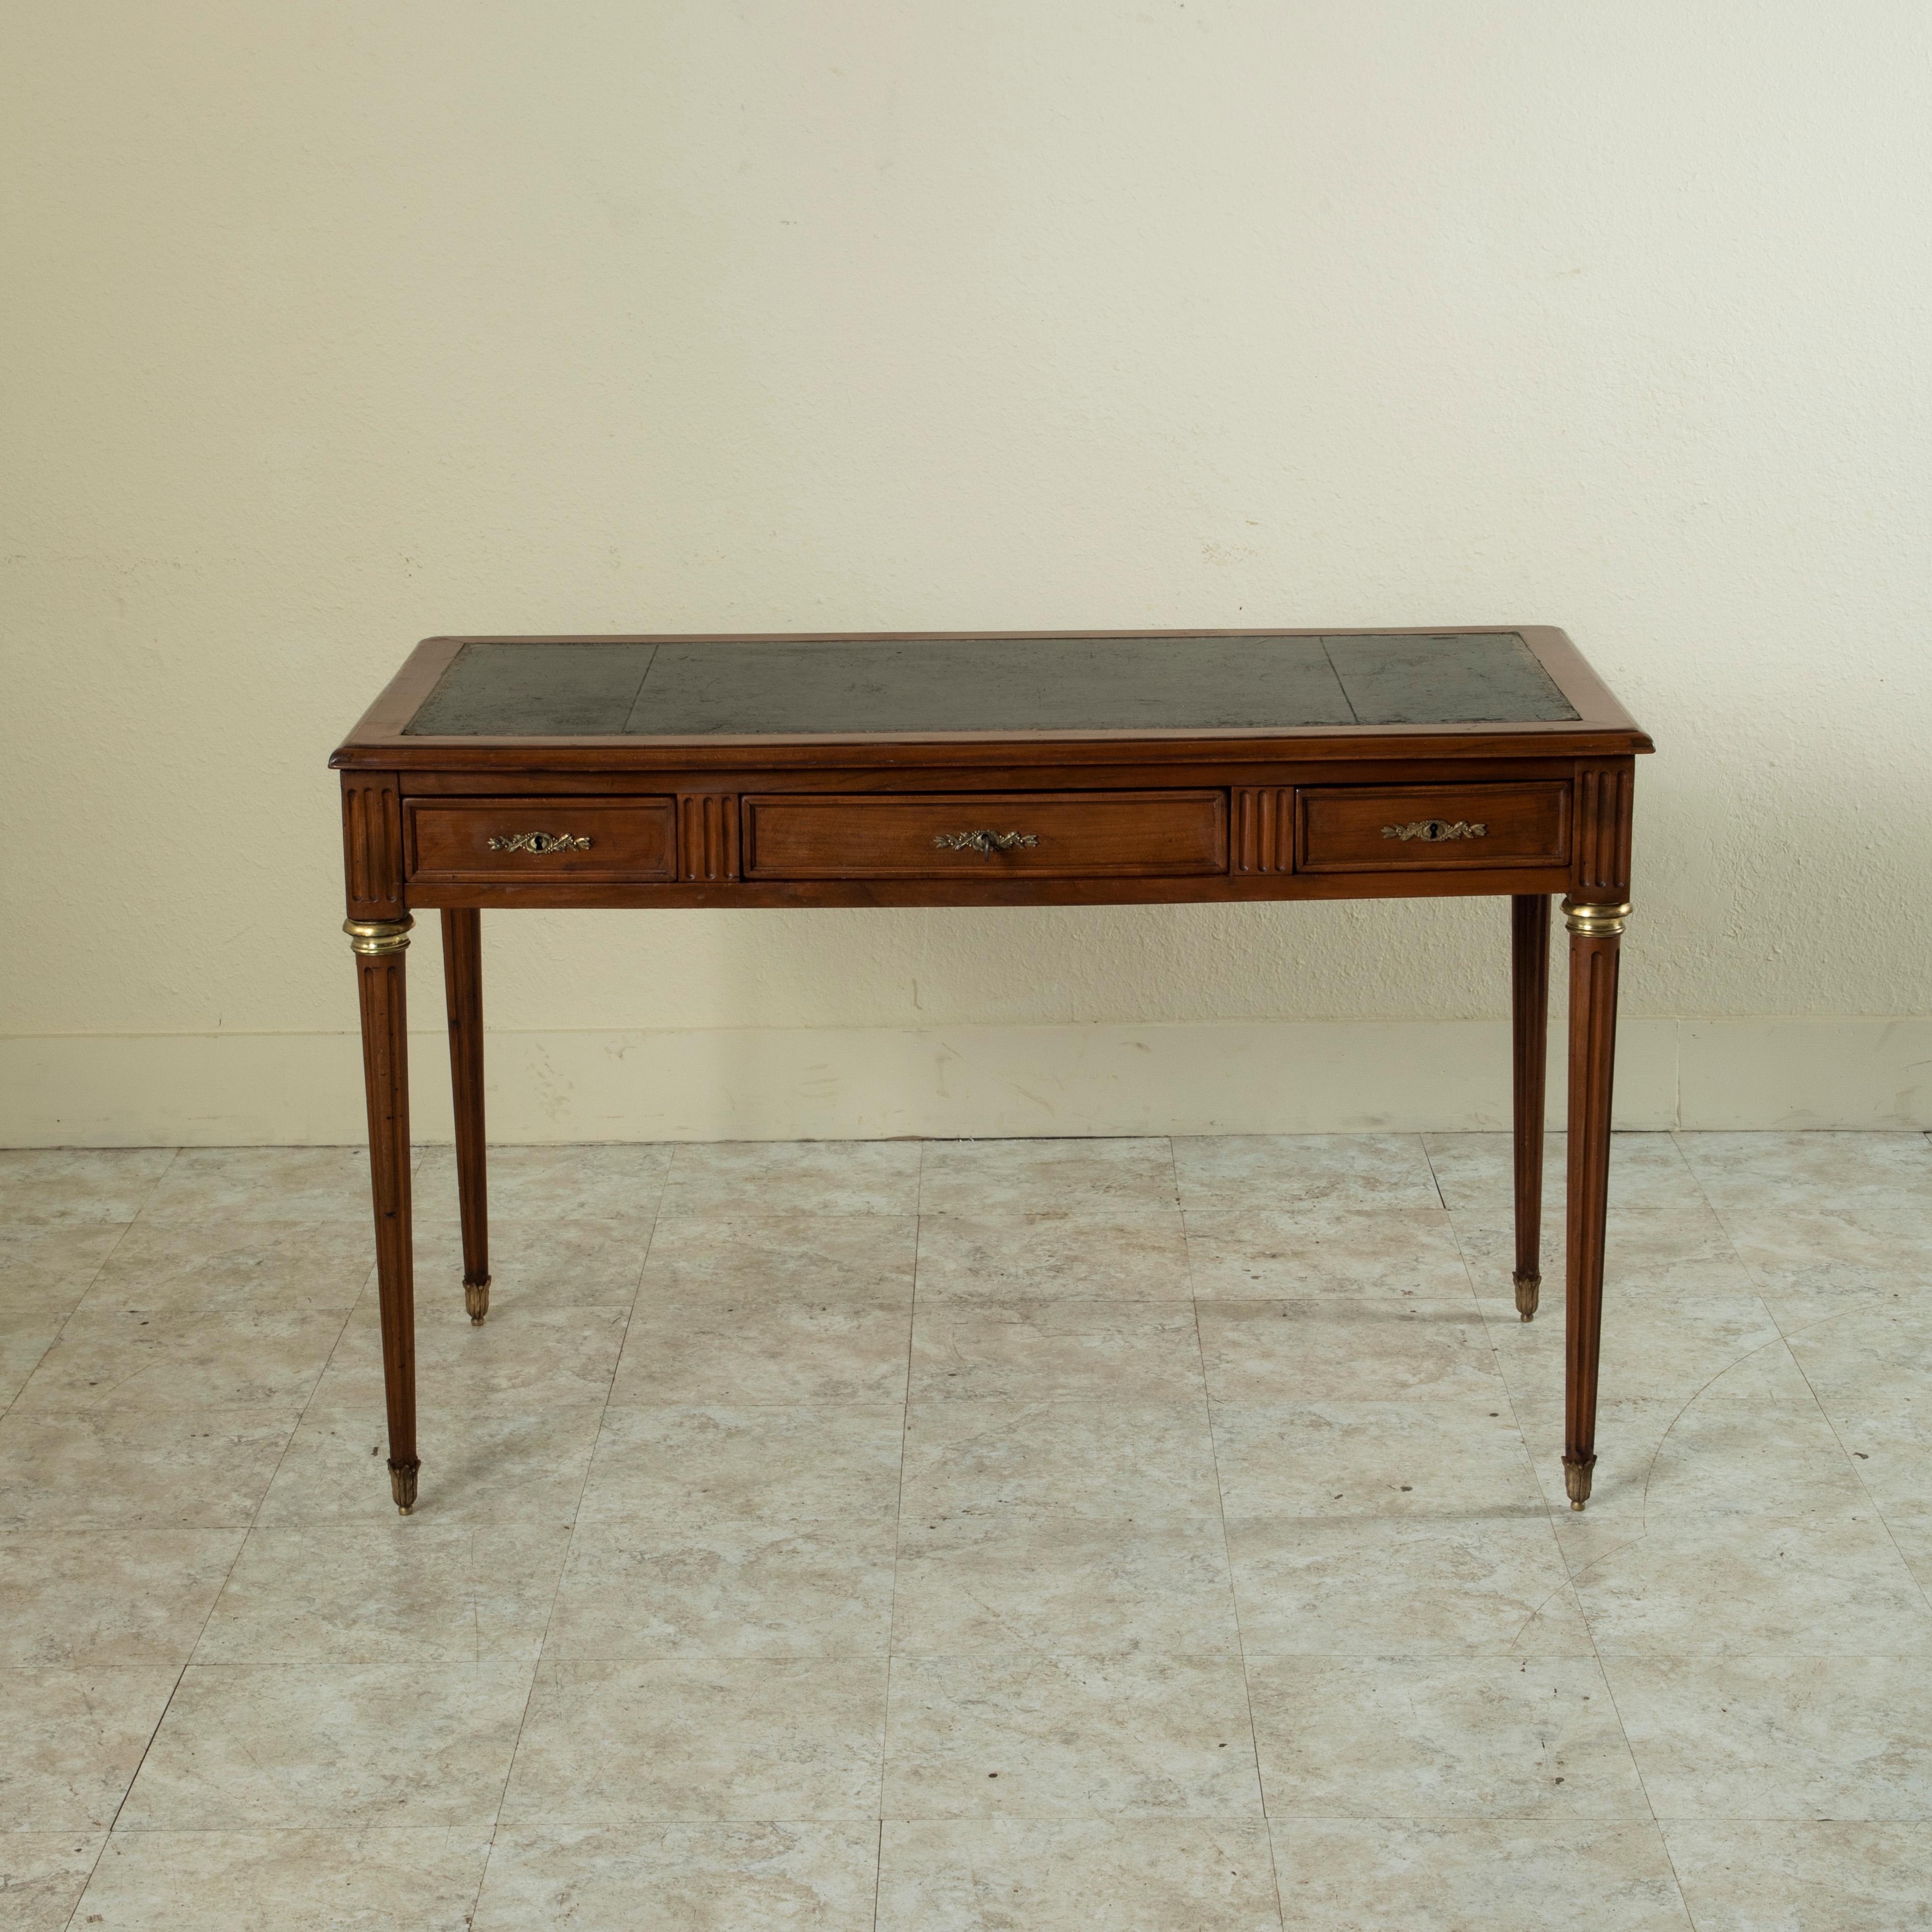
[743,791,1228,880]
[1297,783,1569,873]
[405,797,676,883]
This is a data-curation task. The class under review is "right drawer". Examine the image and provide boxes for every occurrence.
[1297,782,1569,873]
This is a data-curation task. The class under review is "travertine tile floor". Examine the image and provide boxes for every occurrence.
[2,1132,1929,1928]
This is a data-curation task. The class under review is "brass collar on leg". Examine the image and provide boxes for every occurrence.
[344,917,414,955]
[1561,898,1631,937]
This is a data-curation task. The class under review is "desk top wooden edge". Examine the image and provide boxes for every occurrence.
[331,625,1654,770]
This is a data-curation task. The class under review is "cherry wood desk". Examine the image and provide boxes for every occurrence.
[332,628,1651,1515]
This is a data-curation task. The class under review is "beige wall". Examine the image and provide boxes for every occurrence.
[6,3,1930,1142]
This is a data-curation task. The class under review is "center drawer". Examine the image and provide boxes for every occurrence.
[743,791,1228,879]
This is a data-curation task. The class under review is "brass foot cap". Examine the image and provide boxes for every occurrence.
[388,1459,420,1515]
[1513,1272,1541,1322]
[1562,1453,1595,1512]
[465,1276,491,1325]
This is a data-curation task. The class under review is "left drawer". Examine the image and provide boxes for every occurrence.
[404,797,677,883]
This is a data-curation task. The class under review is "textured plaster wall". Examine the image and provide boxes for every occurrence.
[4,4,1930,1135]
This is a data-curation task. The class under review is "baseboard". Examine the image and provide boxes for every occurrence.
[4,1016,1930,1145]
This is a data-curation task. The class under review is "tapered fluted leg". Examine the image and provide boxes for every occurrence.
[441,909,491,1324]
[1561,896,1628,1510]
[348,916,418,1514]
[1510,896,1550,1320]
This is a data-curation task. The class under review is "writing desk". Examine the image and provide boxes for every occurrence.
[331,627,1651,1515]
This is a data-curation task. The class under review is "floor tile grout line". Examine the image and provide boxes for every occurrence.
[1669,1168,1893,1539]
[871,1815,884,1932]
[64,1163,380,1918]
[1541,1135,1895,1906]
[873,1141,924,1918]
[19,1136,1932,1917]
[1430,1141,1618,1549]
[1775,1314,1932,1622]
[234,1250,384,1537]
[1415,1134,1489,1325]
[0,1216,145,1430]
[1631,1140,1882,1552]
[465,1145,676,1923]
[1702,1182,1929,1350]
[1426,1138,1650,1635]
[1,1147,184,1430]
[1418,1130,1448,1214]
[65,1658,193,1926]
[70,1810,1919,1826]
[128,1147,186,1221]
[1177,1135,1286,1927]
[1656,1820,1708,1932]
[1668,1130,1753,1252]
[1577,1621,1696,1921]
[1522,1133,1677,1842]
[1419,1134,1545,1509]
[11,1157,395,1912]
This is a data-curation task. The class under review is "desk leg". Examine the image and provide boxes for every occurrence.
[1560,896,1629,1511]
[347,916,419,1515]
[1509,896,1550,1320]
[441,909,491,1324]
